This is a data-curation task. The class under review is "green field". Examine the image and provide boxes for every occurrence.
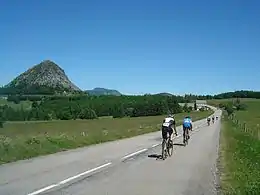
[218,99,260,194]
[0,110,212,164]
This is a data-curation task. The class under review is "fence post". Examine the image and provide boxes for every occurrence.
[257,124,260,140]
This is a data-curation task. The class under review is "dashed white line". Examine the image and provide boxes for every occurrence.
[152,143,160,147]
[28,185,58,195]
[27,162,112,195]
[27,119,210,195]
[58,162,112,185]
[121,148,148,160]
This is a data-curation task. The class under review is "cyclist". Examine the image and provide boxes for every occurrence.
[161,114,177,143]
[182,116,192,143]
[207,117,211,125]
[212,115,215,123]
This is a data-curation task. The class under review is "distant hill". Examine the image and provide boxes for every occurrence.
[86,88,122,96]
[156,92,173,96]
[0,60,81,95]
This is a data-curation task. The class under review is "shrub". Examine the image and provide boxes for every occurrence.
[236,103,247,111]
[0,121,3,128]
[225,104,234,116]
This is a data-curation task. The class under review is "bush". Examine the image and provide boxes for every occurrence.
[225,104,234,116]
[236,103,247,111]
[0,121,3,128]
[183,103,188,112]
[218,103,225,108]
[199,107,205,111]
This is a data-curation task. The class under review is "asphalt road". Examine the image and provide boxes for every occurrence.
[0,107,221,195]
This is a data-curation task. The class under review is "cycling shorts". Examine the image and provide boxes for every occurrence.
[162,126,173,140]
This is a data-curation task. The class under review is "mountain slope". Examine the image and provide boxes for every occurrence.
[156,92,173,96]
[1,60,81,95]
[86,88,121,96]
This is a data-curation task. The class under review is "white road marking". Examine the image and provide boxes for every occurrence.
[27,162,112,195]
[28,119,211,195]
[27,185,58,195]
[121,148,148,160]
[152,143,160,147]
[58,162,112,185]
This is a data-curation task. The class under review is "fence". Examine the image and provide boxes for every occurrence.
[228,113,260,140]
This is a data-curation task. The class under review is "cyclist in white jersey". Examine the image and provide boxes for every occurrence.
[161,114,177,142]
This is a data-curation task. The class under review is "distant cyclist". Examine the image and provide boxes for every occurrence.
[212,115,215,123]
[161,114,177,143]
[182,116,192,143]
[207,117,211,125]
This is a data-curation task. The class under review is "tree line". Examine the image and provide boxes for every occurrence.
[1,90,258,123]
[0,95,191,122]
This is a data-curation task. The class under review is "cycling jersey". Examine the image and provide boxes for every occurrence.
[162,117,175,140]
[162,117,175,127]
[183,118,192,128]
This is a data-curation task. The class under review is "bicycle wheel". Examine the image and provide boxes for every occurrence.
[185,132,189,145]
[167,140,173,156]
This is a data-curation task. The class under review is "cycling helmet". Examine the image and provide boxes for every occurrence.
[168,114,174,118]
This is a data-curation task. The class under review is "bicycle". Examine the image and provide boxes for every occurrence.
[183,127,190,146]
[161,133,173,160]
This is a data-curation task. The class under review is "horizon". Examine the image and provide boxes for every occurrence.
[1,0,260,95]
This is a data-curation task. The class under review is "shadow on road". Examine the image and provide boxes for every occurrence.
[148,154,162,159]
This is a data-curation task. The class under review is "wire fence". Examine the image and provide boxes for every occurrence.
[228,113,260,140]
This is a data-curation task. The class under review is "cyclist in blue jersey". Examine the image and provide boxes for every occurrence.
[182,116,192,143]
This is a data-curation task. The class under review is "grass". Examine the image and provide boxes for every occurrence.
[208,98,260,137]
[0,98,32,110]
[0,110,212,164]
[218,99,260,194]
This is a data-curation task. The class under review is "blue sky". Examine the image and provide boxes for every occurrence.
[1,0,259,95]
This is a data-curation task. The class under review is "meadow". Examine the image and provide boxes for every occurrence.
[212,99,260,194]
[0,110,212,164]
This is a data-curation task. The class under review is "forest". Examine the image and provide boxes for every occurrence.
[0,90,259,122]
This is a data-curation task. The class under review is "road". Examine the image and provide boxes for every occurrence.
[0,107,221,195]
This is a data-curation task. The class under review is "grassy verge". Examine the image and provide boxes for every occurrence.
[219,112,260,194]
[0,110,212,164]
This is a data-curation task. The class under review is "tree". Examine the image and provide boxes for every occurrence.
[32,101,39,108]
[183,103,188,112]
[0,121,3,128]
[194,102,197,110]
[225,104,234,116]
[188,106,193,113]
